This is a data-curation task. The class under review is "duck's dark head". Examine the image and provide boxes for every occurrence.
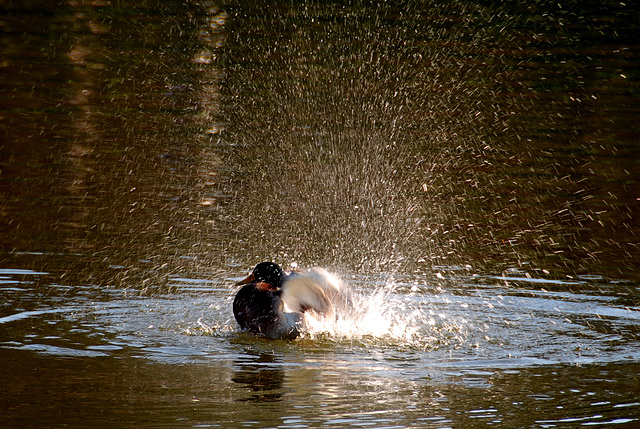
[236,261,286,288]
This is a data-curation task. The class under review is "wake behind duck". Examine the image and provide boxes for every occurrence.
[233,262,351,339]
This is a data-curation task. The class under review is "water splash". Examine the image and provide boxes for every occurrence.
[300,278,468,350]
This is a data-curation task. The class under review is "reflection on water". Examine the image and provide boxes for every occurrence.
[1,268,639,427]
[232,352,286,402]
[1,0,639,427]
[1,0,229,278]
[2,268,638,366]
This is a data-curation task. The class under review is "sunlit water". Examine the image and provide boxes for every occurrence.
[2,267,639,427]
[2,0,640,427]
[3,267,638,367]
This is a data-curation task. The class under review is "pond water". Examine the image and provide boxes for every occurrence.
[1,0,639,427]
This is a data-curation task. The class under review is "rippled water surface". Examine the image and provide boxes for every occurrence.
[1,267,639,427]
[1,0,639,427]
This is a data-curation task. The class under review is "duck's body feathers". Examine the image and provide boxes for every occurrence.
[232,263,349,339]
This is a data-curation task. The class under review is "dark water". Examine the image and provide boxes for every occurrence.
[1,0,640,427]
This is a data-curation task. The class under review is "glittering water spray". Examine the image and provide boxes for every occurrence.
[300,274,468,349]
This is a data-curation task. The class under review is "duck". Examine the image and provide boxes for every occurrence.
[233,261,348,339]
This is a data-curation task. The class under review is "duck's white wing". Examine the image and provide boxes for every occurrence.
[281,268,345,318]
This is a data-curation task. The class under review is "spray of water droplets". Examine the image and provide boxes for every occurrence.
[300,281,469,351]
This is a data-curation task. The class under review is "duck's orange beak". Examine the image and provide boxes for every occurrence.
[236,273,255,286]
